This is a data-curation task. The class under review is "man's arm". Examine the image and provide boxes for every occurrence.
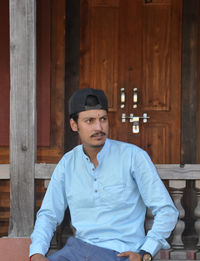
[132,149,178,256]
[30,158,68,257]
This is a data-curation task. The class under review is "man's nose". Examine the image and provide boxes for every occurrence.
[94,120,103,130]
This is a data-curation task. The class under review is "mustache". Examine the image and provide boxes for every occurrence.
[91,131,106,138]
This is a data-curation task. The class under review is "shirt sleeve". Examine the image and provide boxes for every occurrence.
[29,158,68,257]
[132,149,179,256]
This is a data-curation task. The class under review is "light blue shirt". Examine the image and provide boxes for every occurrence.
[30,139,178,257]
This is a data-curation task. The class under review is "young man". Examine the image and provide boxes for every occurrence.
[29,88,178,261]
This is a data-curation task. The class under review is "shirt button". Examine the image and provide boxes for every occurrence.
[92,168,95,171]
[94,178,97,181]
[95,190,98,193]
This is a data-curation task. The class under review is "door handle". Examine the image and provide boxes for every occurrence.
[133,88,138,108]
[120,88,125,108]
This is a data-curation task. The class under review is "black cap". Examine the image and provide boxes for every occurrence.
[68,88,108,116]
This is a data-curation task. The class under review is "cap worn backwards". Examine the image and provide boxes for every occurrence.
[68,88,108,116]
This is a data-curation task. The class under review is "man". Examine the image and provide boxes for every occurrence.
[29,88,178,261]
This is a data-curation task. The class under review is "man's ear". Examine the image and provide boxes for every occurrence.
[70,118,78,132]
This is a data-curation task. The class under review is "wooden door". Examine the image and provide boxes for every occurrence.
[80,0,182,163]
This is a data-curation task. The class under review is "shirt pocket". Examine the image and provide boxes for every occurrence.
[99,183,133,207]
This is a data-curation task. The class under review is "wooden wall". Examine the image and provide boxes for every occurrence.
[0,0,66,237]
[0,0,51,149]
[0,180,47,237]
[0,0,200,240]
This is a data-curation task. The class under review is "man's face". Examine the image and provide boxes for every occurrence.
[70,109,109,149]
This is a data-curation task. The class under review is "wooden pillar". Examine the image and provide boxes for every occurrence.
[181,0,200,247]
[9,0,36,236]
[64,0,80,152]
[181,0,199,164]
[194,180,200,250]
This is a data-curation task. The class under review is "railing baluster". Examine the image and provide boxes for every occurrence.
[169,180,186,259]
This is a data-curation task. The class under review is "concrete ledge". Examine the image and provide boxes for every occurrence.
[154,249,199,260]
[0,237,31,261]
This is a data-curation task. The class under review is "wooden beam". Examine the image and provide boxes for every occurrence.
[0,164,9,179]
[197,5,200,163]
[181,0,199,163]
[9,0,36,236]
[1,164,200,180]
[34,163,200,180]
[64,0,80,152]
[156,164,200,180]
[35,164,56,179]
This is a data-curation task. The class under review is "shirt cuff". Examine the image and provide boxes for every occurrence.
[29,243,47,257]
[140,237,163,257]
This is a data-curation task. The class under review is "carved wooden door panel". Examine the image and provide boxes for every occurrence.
[80,0,182,163]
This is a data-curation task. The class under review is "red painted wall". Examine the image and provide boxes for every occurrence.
[0,0,10,146]
[0,0,51,147]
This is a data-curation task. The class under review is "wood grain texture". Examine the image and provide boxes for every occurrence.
[181,0,199,164]
[65,0,79,153]
[0,0,51,148]
[36,0,51,146]
[0,1,9,146]
[143,3,171,111]
[1,163,200,180]
[37,0,66,162]
[9,0,36,236]
[80,0,182,163]
[198,4,200,163]
[34,163,200,180]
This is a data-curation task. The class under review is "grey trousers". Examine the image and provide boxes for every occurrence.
[47,237,129,261]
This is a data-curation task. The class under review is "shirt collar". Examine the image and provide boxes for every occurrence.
[81,138,110,162]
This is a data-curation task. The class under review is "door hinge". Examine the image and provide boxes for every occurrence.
[145,0,152,3]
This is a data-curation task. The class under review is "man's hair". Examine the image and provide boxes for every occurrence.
[70,95,100,123]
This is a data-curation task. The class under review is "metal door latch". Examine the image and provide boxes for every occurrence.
[121,113,150,133]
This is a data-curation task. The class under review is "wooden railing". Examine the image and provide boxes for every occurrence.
[1,163,200,260]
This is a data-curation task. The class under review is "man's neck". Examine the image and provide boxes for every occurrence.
[83,145,103,168]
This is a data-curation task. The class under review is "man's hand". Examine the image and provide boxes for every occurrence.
[31,253,48,261]
[117,251,141,261]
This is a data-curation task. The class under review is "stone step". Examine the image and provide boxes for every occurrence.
[0,237,31,261]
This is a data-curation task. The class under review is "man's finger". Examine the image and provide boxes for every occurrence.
[117,251,132,257]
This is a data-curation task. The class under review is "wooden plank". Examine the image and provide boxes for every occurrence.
[35,164,56,179]
[1,164,200,180]
[36,0,51,147]
[156,164,200,180]
[181,1,200,239]
[37,0,66,162]
[197,5,200,163]
[35,163,200,180]
[9,0,36,236]
[65,0,79,152]
[0,1,9,146]
[181,0,199,163]
[0,165,9,179]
